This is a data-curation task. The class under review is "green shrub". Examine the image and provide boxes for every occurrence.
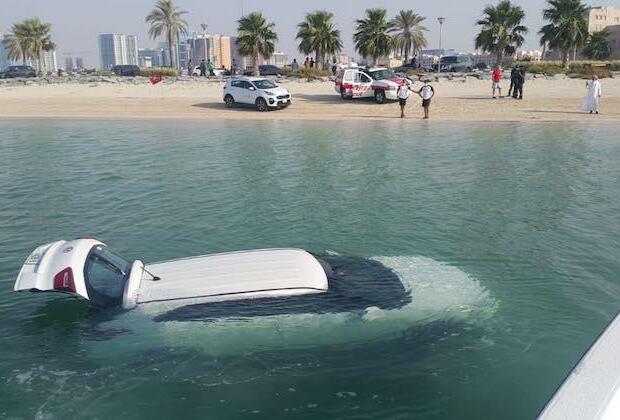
[283,67,332,80]
[93,70,114,77]
[139,67,178,77]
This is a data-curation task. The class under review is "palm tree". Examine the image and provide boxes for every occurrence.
[296,11,343,70]
[475,0,528,65]
[583,29,612,60]
[389,10,428,65]
[145,0,188,69]
[1,22,32,65]
[354,8,393,66]
[22,18,55,74]
[236,12,278,76]
[539,0,588,68]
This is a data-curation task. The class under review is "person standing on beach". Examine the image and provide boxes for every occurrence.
[187,59,193,76]
[582,75,602,114]
[304,57,309,68]
[207,60,214,78]
[513,66,525,99]
[492,65,502,98]
[418,80,435,119]
[291,59,299,71]
[508,67,517,97]
[310,58,315,68]
[231,59,238,76]
[199,59,207,77]
[397,81,413,118]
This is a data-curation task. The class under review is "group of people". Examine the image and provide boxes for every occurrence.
[397,80,435,120]
[491,65,526,99]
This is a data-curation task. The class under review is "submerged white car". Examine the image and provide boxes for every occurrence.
[223,77,291,111]
[13,238,411,317]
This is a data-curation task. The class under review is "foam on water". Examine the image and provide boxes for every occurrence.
[92,256,497,357]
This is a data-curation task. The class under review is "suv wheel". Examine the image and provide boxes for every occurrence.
[256,97,268,112]
[224,94,235,108]
[374,90,386,104]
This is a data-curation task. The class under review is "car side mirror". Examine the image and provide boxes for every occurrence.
[249,87,255,91]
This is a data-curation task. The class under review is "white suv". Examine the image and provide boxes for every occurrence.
[223,77,291,111]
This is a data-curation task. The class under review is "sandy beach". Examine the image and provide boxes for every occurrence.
[0,77,618,122]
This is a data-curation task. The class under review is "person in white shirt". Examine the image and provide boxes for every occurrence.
[417,80,435,119]
[582,75,602,114]
[397,81,414,118]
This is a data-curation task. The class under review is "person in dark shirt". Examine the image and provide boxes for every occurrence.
[508,67,518,97]
[513,66,525,100]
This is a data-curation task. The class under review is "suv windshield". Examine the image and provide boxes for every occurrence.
[84,245,131,307]
[252,79,277,89]
[368,69,395,80]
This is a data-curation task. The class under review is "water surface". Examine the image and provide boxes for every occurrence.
[1,119,619,419]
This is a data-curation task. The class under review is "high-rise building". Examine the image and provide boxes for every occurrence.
[0,34,11,70]
[33,50,58,73]
[229,36,249,72]
[75,57,84,69]
[586,6,620,59]
[98,34,139,69]
[188,34,232,69]
[265,51,288,67]
[65,56,74,71]
[138,48,165,68]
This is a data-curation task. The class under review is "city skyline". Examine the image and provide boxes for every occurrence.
[2,0,620,67]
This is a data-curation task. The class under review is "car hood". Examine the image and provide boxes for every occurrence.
[263,87,289,96]
[373,76,407,86]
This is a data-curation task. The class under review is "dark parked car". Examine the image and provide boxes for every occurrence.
[431,56,473,73]
[111,65,141,76]
[244,65,283,76]
[0,65,37,79]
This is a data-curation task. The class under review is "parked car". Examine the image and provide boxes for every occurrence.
[334,67,408,104]
[393,62,419,74]
[0,65,36,79]
[223,76,291,111]
[111,65,141,76]
[191,66,229,77]
[243,65,283,76]
[432,56,473,73]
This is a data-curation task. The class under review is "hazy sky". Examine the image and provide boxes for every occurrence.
[1,0,617,66]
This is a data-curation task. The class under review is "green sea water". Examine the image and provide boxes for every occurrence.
[0,119,619,419]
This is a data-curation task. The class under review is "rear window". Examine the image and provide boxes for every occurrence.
[368,69,394,80]
[84,245,131,307]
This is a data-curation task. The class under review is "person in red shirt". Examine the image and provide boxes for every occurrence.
[492,66,503,99]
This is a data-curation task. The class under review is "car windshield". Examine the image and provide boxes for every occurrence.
[441,57,459,64]
[252,79,277,89]
[368,69,395,80]
[84,245,131,307]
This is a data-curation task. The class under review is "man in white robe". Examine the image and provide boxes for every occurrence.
[582,75,602,114]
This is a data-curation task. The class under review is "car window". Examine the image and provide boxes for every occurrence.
[368,69,394,80]
[253,79,277,89]
[231,80,242,88]
[84,245,131,307]
[242,81,255,89]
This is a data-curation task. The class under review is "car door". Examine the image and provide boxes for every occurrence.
[352,72,372,98]
[227,80,243,102]
[244,81,258,104]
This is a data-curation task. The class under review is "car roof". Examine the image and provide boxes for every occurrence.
[234,76,271,82]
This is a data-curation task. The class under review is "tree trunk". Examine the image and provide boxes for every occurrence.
[316,51,323,70]
[373,55,378,66]
[253,49,259,76]
[167,30,174,69]
[573,45,577,61]
[496,51,503,66]
[562,50,569,68]
[37,52,44,75]
[541,44,546,61]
